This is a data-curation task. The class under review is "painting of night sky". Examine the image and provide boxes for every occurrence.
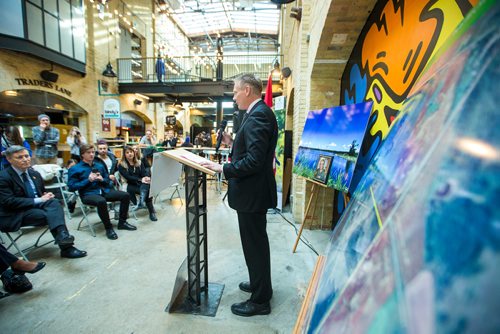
[293,102,372,192]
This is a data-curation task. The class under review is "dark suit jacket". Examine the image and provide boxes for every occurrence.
[0,167,46,232]
[223,100,278,212]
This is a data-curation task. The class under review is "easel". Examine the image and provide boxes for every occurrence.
[292,181,350,253]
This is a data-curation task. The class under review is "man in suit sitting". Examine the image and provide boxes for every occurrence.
[201,73,278,316]
[0,145,87,259]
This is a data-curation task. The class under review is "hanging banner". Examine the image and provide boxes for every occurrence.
[103,98,120,119]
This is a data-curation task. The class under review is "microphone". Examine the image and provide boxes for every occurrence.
[215,119,228,152]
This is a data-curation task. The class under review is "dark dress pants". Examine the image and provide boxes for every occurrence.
[22,199,66,231]
[81,189,130,226]
[126,183,155,213]
[0,244,18,274]
[237,210,273,304]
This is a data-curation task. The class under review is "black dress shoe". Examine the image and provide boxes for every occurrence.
[60,246,87,259]
[149,212,158,221]
[239,281,252,293]
[106,228,118,240]
[55,230,75,246]
[118,222,137,230]
[13,262,46,275]
[231,300,271,317]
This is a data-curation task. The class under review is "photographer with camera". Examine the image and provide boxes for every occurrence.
[32,114,59,165]
[66,126,87,162]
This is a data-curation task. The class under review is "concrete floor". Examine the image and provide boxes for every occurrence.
[0,184,330,333]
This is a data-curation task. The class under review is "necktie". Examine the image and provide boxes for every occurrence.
[21,172,36,198]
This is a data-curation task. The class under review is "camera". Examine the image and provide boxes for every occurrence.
[76,131,80,135]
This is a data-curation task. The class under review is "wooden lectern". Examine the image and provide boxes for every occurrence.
[159,149,225,316]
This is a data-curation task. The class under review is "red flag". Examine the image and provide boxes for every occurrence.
[264,73,273,107]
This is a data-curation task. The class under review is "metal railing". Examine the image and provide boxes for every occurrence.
[117,54,282,83]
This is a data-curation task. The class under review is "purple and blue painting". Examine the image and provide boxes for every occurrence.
[293,102,372,192]
[302,2,500,333]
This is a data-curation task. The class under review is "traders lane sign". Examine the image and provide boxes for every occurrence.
[14,78,72,97]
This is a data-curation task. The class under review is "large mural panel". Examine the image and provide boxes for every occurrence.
[304,1,499,333]
[341,0,478,196]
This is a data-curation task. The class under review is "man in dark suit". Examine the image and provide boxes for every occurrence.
[201,73,278,316]
[0,145,87,258]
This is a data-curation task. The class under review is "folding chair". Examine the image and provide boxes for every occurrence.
[2,226,52,261]
[115,171,140,221]
[73,191,98,237]
[31,164,73,220]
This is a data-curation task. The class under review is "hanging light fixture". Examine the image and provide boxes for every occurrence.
[173,97,183,107]
[102,29,117,77]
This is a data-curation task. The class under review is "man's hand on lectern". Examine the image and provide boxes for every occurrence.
[200,160,223,173]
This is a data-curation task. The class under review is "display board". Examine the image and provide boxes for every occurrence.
[301,2,499,333]
[293,102,372,192]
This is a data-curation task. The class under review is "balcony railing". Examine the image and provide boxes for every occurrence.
[117,54,282,84]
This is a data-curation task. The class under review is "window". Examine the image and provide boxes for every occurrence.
[22,0,85,62]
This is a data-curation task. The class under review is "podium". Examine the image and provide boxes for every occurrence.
[159,149,225,317]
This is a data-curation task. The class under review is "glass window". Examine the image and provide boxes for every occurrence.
[0,0,24,37]
[72,4,85,61]
[59,0,72,56]
[26,2,44,45]
[44,0,58,16]
[28,0,42,6]
[45,13,60,51]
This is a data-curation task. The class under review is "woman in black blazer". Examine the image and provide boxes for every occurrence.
[118,146,157,221]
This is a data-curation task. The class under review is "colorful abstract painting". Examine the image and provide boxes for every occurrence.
[335,0,479,221]
[303,1,499,333]
[293,102,372,192]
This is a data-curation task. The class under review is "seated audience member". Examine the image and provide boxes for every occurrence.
[161,129,178,148]
[0,146,87,259]
[1,243,45,296]
[1,126,32,170]
[68,144,136,240]
[66,126,87,162]
[118,146,157,221]
[63,159,77,213]
[139,129,156,161]
[95,140,118,183]
[132,145,151,170]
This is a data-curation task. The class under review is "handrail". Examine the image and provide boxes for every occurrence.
[117,54,282,83]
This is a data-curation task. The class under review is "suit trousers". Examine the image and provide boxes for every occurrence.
[237,210,273,304]
[81,189,130,227]
[22,199,66,231]
[0,244,18,274]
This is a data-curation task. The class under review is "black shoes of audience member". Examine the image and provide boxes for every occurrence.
[231,300,271,317]
[68,201,76,214]
[149,212,158,221]
[1,269,33,293]
[55,229,75,246]
[106,228,118,240]
[12,262,46,275]
[239,281,252,293]
[117,222,137,230]
[60,246,87,259]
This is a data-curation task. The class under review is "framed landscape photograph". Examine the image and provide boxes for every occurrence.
[313,155,333,184]
[292,101,372,192]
